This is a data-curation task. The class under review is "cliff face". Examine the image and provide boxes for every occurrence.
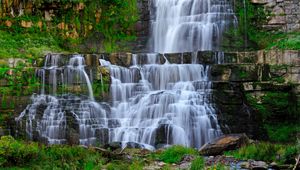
[251,0,300,32]
[0,0,141,53]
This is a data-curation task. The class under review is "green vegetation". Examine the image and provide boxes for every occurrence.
[246,91,299,143]
[0,31,64,59]
[223,0,300,51]
[0,0,139,58]
[190,157,205,170]
[157,145,197,163]
[225,142,300,164]
[0,135,104,168]
[266,124,300,143]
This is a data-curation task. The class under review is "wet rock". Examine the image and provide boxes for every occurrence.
[66,128,79,145]
[103,141,122,150]
[154,124,173,148]
[269,162,279,170]
[240,161,250,169]
[126,142,145,149]
[251,161,268,170]
[95,128,109,145]
[199,134,249,156]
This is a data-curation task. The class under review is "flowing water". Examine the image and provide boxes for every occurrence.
[101,54,221,148]
[16,54,108,145]
[16,0,237,149]
[149,0,237,53]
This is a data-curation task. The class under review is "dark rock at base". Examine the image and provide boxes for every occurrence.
[199,134,249,156]
[95,128,109,145]
[66,128,80,145]
[251,161,268,170]
[103,142,122,150]
[126,142,145,149]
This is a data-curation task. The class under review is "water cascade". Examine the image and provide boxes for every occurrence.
[16,54,108,145]
[150,0,237,53]
[16,0,237,149]
[100,54,221,148]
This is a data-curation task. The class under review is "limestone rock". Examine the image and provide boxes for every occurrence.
[251,0,269,4]
[5,20,12,27]
[199,134,249,156]
[21,20,33,28]
[251,161,268,169]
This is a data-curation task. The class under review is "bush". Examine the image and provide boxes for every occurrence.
[190,157,205,170]
[158,145,197,163]
[225,142,299,164]
[0,136,39,167]
[266,124,300,143]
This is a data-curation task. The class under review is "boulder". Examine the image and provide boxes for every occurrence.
[199,134,249,156]
[251,161,268,170]
[103,141,122,150]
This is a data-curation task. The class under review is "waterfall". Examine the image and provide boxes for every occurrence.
[149,0,237,53]
[16,54,108,145]
[100,54,221,148]
[16,0,236,149]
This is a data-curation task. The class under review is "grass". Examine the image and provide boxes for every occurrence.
[0,136,104,169]
[266,124,300,143]
[225,142,300,164]
[190,157,205,170]
[157,145,198,163]
[0,31,64,59]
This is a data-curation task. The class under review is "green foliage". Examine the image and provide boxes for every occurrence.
[266,124,300,143]
[225,142,299,164]
[158,145,197,163]
[106,161,129,170]
[0,31,63,59]
[0,0,139,55]
[0,136,39,167]
[0,136,104,169]
[246,91,299,143]
[0,63,40,99]
[190,157,205,170]
[224,1,300,50]
[246,92,295,122]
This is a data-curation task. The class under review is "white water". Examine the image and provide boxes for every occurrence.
[150,0,237,53]
[100,54,221,148]
[17,54,107,145]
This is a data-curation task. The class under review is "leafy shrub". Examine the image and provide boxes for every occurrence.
[225,142,299,164]
[190,157,205,170]
[266,124,300,143]
[0,136,39,167]
[281,145,300,164]
[158,145,197,163]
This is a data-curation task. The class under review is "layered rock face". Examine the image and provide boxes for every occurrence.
[0,50,299,144]
[251,0,300,31]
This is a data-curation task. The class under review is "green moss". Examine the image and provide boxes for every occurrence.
[0,31,64,59]
[223,1,300,51]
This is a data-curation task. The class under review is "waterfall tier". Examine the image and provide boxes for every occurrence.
[150,0,237,53]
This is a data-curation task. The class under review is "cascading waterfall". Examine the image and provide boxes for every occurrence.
[16,54,108,145]
[16,0,236,149]
[149,0,237,53]
[100,54,221,149]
